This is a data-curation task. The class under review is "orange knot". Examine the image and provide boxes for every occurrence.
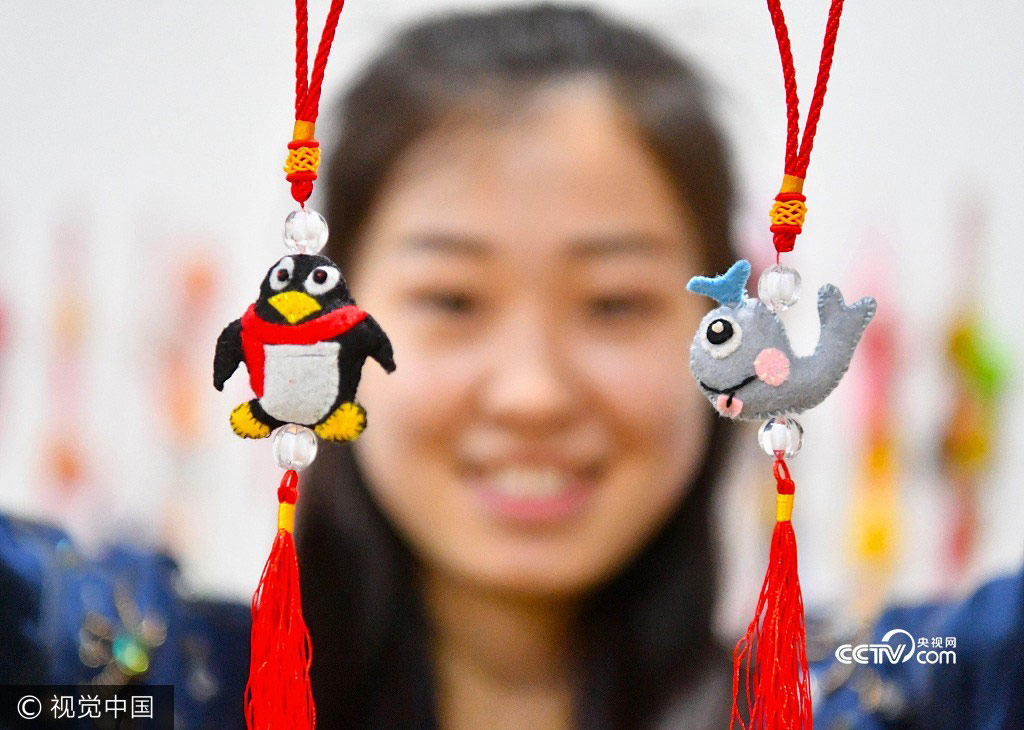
[284,144,321,177]
[285,120,320,204]
[769,175,807,253]
[770,195,808,232]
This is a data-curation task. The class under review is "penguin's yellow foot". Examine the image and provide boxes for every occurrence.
[315,402,367,441]
[230,401,272,439]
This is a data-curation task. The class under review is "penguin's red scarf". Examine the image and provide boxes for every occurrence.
[240,303,367,397]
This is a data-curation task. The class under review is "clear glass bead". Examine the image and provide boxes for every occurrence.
[283,208,329,254]
[758,416,804,458]
[272,424,319,470]
[757,265,802,311]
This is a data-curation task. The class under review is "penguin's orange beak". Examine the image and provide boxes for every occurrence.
[268,291,320,324]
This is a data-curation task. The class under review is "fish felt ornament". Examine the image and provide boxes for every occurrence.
[688,259,875,420]
[686,2,876,728]
[208,2,394,727]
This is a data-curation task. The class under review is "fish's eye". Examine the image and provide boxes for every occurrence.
[304,266,340,296]
[269,257,295,291]
[707,318,733,344]
[700,316,742,358]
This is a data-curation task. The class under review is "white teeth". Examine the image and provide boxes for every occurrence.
[490,467,571,498]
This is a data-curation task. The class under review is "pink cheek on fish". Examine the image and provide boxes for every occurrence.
[754,347,790,387]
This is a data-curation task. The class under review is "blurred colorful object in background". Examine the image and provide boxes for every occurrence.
[846,253,903,622]
[159,251,216,446]
[153,245,218,558]
[941,314,1011,576]
[42,218,96,534]
[939,199,1012,583]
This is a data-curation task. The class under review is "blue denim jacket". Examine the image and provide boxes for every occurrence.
[812,565,1024,730]
[2,513,1020,729]
[0,515,249,729]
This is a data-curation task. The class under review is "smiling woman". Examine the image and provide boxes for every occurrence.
[353,79,711,590]
[296,5,737,730]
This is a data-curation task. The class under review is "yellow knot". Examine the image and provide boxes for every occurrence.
[293,120,316,141]
[278,502,296,533]
[776,493,794,522]
[779,174,805,195]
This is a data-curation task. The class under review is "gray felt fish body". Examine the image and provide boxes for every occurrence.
[687,260,876,420]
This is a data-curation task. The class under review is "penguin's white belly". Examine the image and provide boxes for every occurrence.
[260,342,340,424]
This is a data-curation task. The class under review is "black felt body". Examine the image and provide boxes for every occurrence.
[213,319,243,392]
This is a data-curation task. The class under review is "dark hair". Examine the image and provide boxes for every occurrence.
[298,5,737,729]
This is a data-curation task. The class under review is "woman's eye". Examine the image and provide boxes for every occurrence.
[587,295,651,320]
[414,291,479,315]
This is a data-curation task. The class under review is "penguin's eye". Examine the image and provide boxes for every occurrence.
[700,316,742,359]
[304,266,340,296]
[269,257,295,291]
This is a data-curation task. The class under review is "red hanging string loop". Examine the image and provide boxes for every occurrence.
[766,0,846,255]
[284,0,347,205]
[772,457,794,493]
[278,469,299,504]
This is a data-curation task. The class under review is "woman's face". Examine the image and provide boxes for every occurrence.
[348,82,712,597]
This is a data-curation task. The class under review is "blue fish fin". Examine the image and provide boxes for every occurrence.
[686,260,751,305]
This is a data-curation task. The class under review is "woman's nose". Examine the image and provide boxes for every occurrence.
[477,310,576,430]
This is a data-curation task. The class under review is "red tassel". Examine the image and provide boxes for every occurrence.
[245,470,316,730]
[731,458,812,730]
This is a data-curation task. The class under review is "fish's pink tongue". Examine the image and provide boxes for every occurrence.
[716,394,744,418]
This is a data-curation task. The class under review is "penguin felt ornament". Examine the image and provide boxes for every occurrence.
[207,2,394,727]
[214,253,395,441]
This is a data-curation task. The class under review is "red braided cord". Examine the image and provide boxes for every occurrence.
[294,0,346,124]
[294,0,309,117]
[767,0,846,178]
[766,0,801,175]
[795,0,845,176]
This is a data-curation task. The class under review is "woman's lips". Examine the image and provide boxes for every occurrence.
[467,466,595,524]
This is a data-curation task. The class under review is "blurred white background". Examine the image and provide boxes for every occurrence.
[1,1,1021,627]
